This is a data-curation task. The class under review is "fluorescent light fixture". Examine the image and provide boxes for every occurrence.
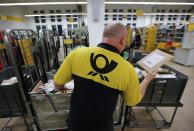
[105,13,192,16]
[0,2,87,6]
[25,13,192,17]
[25,13,87,17]
[0,1,194,6]
[105,2,194,6]
[105,13,135,15]
[144,13,192,16]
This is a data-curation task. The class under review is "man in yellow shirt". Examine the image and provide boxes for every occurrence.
[54,22,156,131]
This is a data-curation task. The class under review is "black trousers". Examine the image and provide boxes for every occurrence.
[67,120,114,131]
[67,127,114,131]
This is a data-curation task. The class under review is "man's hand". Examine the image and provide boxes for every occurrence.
[140,70,158,98]
[54,81,66,91]
[54,81,72,93]
[144,70,158,82]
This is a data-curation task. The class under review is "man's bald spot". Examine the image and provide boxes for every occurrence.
[103,22,127,38]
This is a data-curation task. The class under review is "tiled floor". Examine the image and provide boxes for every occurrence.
[0,62,194,131]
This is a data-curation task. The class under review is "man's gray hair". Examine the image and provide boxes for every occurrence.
[103,22,127,38]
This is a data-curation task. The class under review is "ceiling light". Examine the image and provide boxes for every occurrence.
[105,13,192,16]
[0,2,87,6]
[25,13,87,17]
[0,1,194,6]
[105,2,194,6]
[25,12,192,17]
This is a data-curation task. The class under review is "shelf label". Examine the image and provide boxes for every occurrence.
[136,9,144,16]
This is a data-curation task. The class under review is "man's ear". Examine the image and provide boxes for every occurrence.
[120,35,125,46]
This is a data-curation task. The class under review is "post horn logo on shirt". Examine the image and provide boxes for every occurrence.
[87,53,118,82]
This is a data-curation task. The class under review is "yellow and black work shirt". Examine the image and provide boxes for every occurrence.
[54,43,141,131]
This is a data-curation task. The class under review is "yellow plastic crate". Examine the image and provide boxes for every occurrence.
[18,39,34,65]
[157,42,170,50]
[172,42,181,48]
[126,26,131,46]
[64,39,73,45]
[144,27,157,52]
[0,44,6,49]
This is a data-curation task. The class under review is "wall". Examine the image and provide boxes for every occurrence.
[0,7,28,29]
[26,16,85,31]
[0,4,193,30]
[25,5,87,31]
[105,5,193,27]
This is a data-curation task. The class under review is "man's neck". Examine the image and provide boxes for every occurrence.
[98,43,120,54]
[101,38,121,53]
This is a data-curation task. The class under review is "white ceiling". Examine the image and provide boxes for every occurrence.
[0,0,85,3]
[0,0,194,3]
[107,0,194,2]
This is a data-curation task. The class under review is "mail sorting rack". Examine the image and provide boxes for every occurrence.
[30,42,48,83]
[37,30,60,83]
[52,31,60,53]
[1,29,42,130]
[63,27,89,56]
[0,67,25,117]
[30,93,124,131]
[5,29,41,99]
[63,29,77,56]
[122,65,188,131]
[0,30,11,70]
[1,30,27,117]
[38,30,59,71]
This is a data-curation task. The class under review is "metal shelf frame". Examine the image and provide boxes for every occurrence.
[2,29,40,131]
[38,29,59,71]
[121,65,188,131]
[122,103,183,131]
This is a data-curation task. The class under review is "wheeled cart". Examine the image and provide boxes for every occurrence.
[122,65,188,131]
[30,92,124,131]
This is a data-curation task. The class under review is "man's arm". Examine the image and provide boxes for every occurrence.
[123,67,157,106]
[139,71,157,97]
[54,82,70,92]
[54,82,65,91]
[54,50,75,91]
